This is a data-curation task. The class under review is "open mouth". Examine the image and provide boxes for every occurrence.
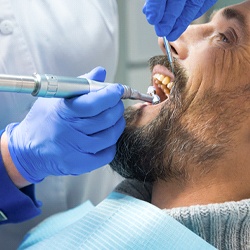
[151,64,175,102]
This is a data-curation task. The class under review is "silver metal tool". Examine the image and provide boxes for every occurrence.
[0,73,156,103]
[163,36,174,74]
[147,86,160,104]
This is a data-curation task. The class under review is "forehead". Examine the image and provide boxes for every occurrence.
[213,1,250,26]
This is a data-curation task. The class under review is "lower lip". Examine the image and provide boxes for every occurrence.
[132,102,151,109]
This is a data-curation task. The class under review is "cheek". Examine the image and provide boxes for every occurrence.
[181,44,213,78]
[180,48,214,93]
[209,48,244,91]
[134,104,163,127]
[184,45,239,93]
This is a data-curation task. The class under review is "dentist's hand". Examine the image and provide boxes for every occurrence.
[5,67,125,183]
[143,0,218,41]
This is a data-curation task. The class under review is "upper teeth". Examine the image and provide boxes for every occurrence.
[153,73,174,95]
[153,73,170,84]
[167,82,174,89]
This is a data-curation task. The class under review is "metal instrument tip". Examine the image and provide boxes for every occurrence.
[163,37,175,75]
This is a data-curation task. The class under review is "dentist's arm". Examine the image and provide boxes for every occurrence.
[0,139,41,224]
[0,67,125,224]
[143,0,218,41]
[4,66,125,185]
[1,131,29,188]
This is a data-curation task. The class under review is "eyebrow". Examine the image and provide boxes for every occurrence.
[221,7,246,28]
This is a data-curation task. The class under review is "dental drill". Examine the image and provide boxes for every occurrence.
[0,73,160,104]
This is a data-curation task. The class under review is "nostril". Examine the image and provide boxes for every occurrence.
[169,42,188,60]
[170,45,178,56]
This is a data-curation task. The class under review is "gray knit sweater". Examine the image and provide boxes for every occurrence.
[115,179,250,250]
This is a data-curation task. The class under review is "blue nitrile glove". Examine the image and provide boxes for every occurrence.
[143,0,218,41]
[5,67,125,183]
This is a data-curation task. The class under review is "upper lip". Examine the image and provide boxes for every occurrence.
[152,64,175,82]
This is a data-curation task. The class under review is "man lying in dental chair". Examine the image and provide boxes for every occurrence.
[19,1,250,249]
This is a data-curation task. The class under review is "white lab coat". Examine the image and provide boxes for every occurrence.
[0,1,123,249]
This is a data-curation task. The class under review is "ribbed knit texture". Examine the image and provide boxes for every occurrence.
[116,180,250,249]
[164,199,250,250]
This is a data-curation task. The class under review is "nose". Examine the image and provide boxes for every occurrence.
[158,36,188,60]
[158,24,208,60]
[158,32,191,60]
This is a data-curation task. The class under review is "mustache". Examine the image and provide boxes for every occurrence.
[148,55,181,73]
[148,55,171,71]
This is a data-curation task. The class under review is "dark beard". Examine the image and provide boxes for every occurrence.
[110,55,250,183]
[110,55,189,182]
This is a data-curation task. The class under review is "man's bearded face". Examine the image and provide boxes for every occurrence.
[110,2,250,183]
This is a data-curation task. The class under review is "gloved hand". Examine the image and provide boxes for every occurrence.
[5,67,125,183]
[143,0,218,41]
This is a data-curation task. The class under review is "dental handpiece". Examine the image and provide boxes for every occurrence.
[0,73,156,103]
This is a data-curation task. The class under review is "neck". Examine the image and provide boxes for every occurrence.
[151,143,250,209]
